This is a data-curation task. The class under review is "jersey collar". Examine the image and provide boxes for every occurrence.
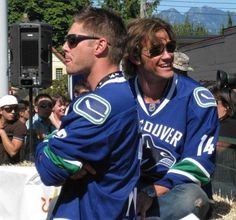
[96,71,125,89]
[134,73,178,116]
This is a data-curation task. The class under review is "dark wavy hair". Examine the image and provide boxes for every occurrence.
[123,17,176,78]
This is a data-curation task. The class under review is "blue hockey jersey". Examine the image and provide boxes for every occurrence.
[35,72,141,220]
[129,73,220,189]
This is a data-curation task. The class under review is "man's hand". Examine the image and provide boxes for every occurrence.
[70,163,96,180]
[137,192,153,220]
[154,185,170,196]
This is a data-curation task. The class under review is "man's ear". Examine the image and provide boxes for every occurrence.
[94,38,109,56]
[34,106,38,113]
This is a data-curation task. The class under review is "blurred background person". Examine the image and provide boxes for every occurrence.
[0,95,27,165]
[18,100,30,124]
[210,86,236,148]
[50,94,67,129]
[18,99,30,160]
[27,93,56,160]
[208,84,236,204]
[173,51,194,76]
[73,81,90,97]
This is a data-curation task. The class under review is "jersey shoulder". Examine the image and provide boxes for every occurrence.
[176,75,216,108]
[73,93,111,125]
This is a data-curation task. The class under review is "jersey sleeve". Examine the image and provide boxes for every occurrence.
[157,87,220,188]
[35,94,116,186]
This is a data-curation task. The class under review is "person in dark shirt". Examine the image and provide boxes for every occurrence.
[0,95,27,164]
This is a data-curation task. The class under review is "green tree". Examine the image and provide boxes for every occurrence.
[8,0,92,49]
[98,0,160,22]
[173,16,208,37]
[220,24,225,34]
[227,12,233,28]
[42,75,69,98]
[193,25,208,36]
[145,0,161,17]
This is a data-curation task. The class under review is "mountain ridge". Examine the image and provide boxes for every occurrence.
[157,6,236,34]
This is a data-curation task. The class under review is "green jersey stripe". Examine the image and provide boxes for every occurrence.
[169,159,209,185]
[44,146,82,174]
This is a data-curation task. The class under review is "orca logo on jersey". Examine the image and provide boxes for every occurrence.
[141,135,176,171]
[73,94,111,124]
[193,87,217,108]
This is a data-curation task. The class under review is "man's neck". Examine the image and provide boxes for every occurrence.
[138,75,170,103]
[87,62,119,90]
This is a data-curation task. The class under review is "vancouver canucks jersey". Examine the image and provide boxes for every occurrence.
[35,72,140,220]
[129,73,219,189]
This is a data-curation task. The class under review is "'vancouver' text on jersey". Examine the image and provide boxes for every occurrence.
[129,73,219,188]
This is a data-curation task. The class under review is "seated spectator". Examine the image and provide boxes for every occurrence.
[0,95,27,165]
[50,94,67,129]
[173,51,194,76]
[123,17,219,220]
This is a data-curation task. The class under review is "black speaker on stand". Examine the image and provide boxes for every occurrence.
[9,22,53,88]
[9,22,53,161]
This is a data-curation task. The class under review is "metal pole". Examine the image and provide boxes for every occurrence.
[0,0,9,97]
[28,87,34,161]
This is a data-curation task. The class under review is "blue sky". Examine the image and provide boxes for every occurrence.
[157,0,236,14]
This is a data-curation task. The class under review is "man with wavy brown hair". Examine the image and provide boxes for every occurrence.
[123,17,219,220]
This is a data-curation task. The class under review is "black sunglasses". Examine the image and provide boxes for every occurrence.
[39,104,53,109]
[147,40,176,58]
[38,101,53,109]
[2,106,18,113]
[65,34,100,47]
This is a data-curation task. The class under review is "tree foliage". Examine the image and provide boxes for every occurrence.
[8,0,209,97]
[8,0,162,48]
[173,16,208,37]
[99,0,160,22]
[42,74,69,98]
[227,12,233,28]
[8,0,92,49]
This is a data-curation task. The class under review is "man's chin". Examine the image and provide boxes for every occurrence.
[66,71,82,76]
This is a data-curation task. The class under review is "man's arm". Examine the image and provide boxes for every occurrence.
[0,129,24,157]
[153,185,169,196]
[157,87,220,189]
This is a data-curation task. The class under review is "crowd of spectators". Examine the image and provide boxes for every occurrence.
[0,77,93,164]
[0,91,71,163]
